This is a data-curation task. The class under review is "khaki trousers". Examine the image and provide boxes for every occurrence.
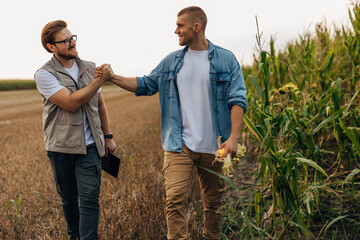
[163,145,224,240]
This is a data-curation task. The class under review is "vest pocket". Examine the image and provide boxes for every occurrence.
[55,122,82,148]
[55,110,83,148]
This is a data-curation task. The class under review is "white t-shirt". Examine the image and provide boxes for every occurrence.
[176,48,216,154]
[35,61,98,146]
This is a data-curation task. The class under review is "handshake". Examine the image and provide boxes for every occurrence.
[95,64,114,82]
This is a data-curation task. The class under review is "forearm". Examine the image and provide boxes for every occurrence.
[229,105,245,141]
[98,92,111,135]
[218,105,245,155]
[98,92,117,155]
[110,74,138,93]
[49,77,105,112]
[69,78,104,111]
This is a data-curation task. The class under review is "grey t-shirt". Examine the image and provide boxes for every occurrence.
[176,48,216,154]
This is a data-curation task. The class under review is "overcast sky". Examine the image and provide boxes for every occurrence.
[0,0,353,79]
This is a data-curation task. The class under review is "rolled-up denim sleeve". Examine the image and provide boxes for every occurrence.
[136,76,151,96]
[228,58,247,113]
[136,62,163,96]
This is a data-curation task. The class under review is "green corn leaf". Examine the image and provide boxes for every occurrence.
[196,165,238,190]
[244,114,264,143]
[17,193,23,208]
[260,154,268,183]
[261,50,267,63]
[296,158,328,177]
[322,51,334,73]
[270,37,275,56]
[263,74,270,107]
[264,118,271,130]
[319,149,335,155]
[323,215,349,237]
[249,75,264,102]
[347,89,360,111]
[249,222,276,239]
[311,107,346,135]
[331,79,341,111]
[343,168,360,184]
[318,94,332,108]
[262,155,277,173]
[302,191,313,214]
[269,153,281,166]
[294,127,306,149]
[7,200,12,211]
[305,133,315,155]
[17,215,22,230]
[9,200,17,212]
[288,220,313,237]
[282,142,297,159]
[338,117,360,155]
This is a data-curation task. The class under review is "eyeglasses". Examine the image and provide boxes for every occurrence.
[51,35,77,46]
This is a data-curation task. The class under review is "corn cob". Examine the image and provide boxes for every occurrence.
[213,136,246,177]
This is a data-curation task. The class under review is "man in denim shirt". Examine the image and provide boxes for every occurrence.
[98,6,246,240]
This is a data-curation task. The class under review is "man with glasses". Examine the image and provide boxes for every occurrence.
[35,20,116,240]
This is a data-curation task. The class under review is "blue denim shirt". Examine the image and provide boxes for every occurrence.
[136,40,247,152]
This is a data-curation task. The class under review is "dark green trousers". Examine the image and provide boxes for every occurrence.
[47,144,102,240]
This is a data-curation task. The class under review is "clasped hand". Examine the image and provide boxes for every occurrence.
[95,64,114,81]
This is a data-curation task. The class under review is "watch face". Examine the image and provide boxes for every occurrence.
[105,134,113,139]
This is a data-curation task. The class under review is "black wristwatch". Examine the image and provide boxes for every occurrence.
[104,133,113,139]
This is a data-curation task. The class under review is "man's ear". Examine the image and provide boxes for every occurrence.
[194,23,201,33]
[46,43,55,53]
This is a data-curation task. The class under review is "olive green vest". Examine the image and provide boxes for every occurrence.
[38,56,105,157]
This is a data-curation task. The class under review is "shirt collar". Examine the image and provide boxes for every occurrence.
[176,39,215,60]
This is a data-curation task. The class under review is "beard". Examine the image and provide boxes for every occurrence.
[57,47,78,60]
[179,37,191,46]
[178,31,196,46]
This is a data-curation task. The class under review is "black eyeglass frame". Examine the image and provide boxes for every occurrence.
[51,35,77,46]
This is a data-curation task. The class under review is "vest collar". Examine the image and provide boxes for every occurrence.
[51,56,89,79]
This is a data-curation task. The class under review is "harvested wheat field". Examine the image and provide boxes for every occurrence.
[1,85,250,239]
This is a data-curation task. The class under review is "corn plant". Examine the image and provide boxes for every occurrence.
[242,4,360,237]
[6,191,41,230]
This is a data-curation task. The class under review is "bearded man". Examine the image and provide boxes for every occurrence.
[35,20,116,240]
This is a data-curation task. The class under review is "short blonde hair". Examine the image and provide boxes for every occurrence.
[178,6,207,31]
